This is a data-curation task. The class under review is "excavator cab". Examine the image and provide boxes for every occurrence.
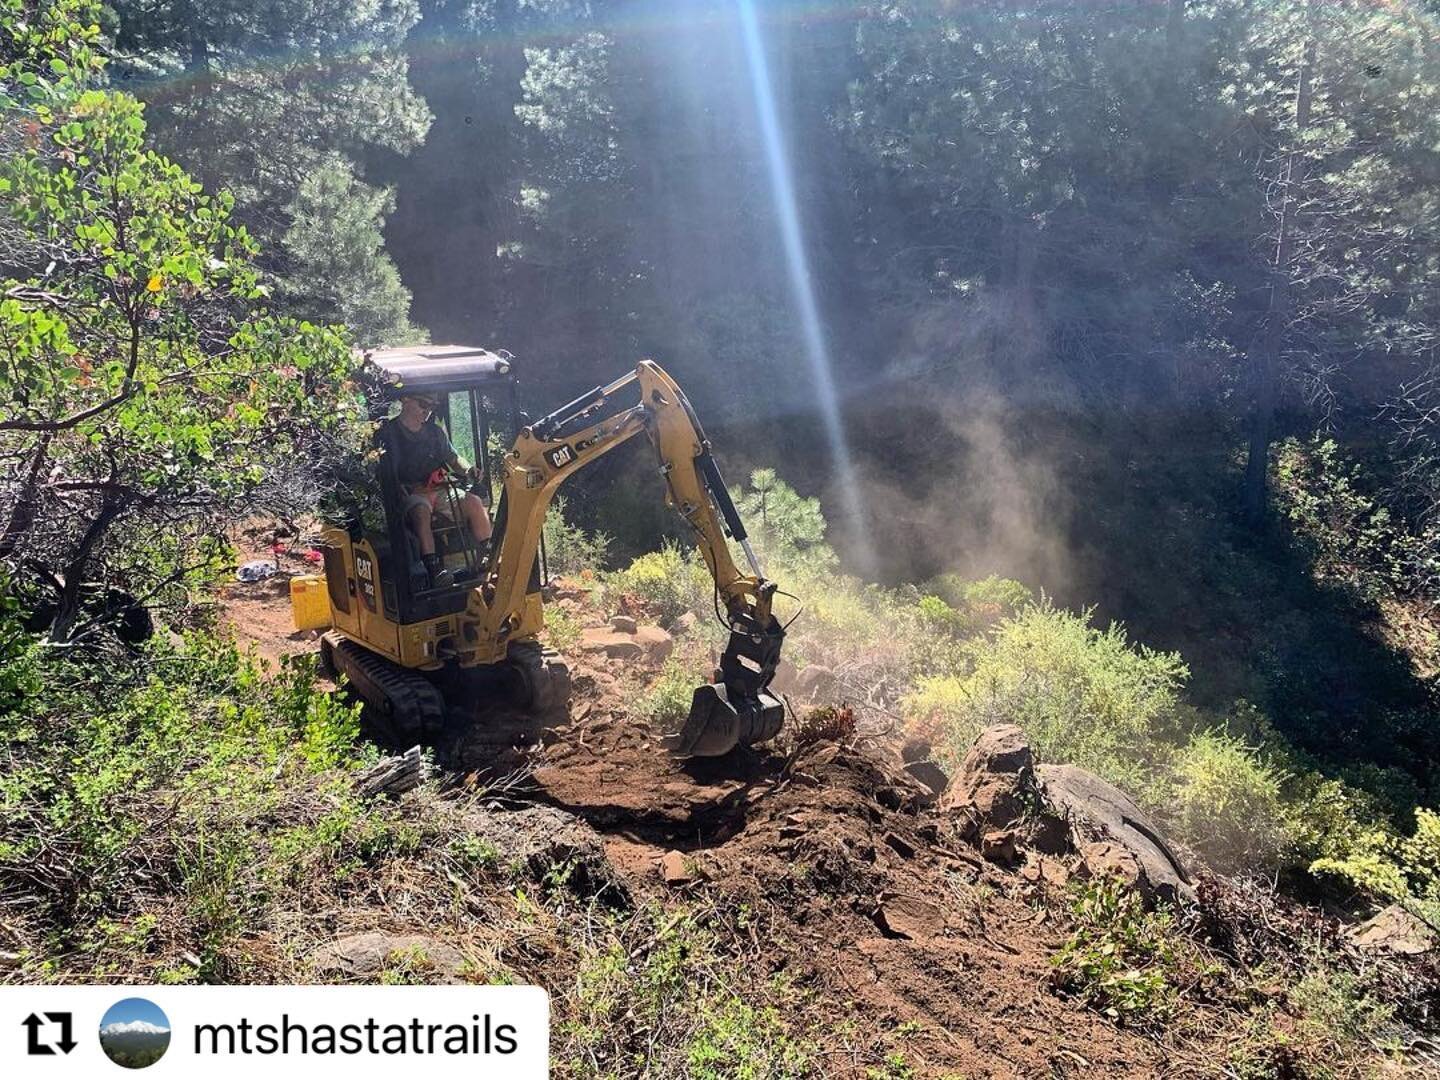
[345,345,517,625]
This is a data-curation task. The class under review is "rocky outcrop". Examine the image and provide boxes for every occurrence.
[1347,905,1437,955]
[941,724,1038,840]
[941,725,1195,904]
[1038,764,1195,904]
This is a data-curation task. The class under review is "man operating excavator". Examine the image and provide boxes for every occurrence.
[377,392,492,587]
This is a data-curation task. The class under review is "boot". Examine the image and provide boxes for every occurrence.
[422,552,453,588]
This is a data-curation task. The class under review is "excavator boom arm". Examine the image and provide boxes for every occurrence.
[484,360,786,756]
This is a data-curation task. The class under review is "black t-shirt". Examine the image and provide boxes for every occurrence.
[379,418,456,486]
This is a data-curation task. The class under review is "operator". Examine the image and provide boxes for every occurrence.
[379,392,493,586]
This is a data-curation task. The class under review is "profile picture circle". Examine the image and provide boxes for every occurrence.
[98,997,171,1068]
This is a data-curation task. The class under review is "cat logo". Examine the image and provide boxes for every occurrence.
[354,553,377,611]
[546,444,576,470]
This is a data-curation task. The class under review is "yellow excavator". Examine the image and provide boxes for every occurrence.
[305,345,786,759]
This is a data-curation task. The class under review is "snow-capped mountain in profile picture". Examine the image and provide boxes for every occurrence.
[100,1019,171,1065]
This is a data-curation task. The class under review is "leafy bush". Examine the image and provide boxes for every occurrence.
[923,573,1033,624]
[1051,877,1182,1023]
[636,656,706,727]
[0,630,410,979]
[909,601,1190,797]
[1170,732,1291,873]
[544,496,612,578]
[544,605,584,653]
[1311,806,1440,927]
[1273,437,1399,604]
[601,541,713,624]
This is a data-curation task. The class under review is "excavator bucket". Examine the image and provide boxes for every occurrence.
[665,681,785,757]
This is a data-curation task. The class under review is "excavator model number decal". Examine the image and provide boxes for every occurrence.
[355,553,377,611]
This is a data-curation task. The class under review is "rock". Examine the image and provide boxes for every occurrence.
[941,724,1037,834]
[609,614,638,633]
[458,803,630,906]
[579,628,644,660]
[634,625,674,663]
[1020,855,1072,889]
[1038,763,1194,904]
[311,933,466,983]
[900,737,932,764]
[1074,839,1144,889]
[981,828,1020,866]
[1347,905,1436,955]
[659,850,698,885]
[903,760,950,804]
[770,658,799,696]
[875,892,944,941]
[794,665,836,702]
[673,611,699,636]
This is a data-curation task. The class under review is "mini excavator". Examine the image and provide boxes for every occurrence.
[308,345,786,758]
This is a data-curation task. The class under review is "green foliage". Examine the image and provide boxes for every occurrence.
[601,541,712,624]
[107,0,430,334]
[1273,438,1402,604]
[0,80,364,639]
[560,904,818,1078]
[1052,877,1181,1023]
[0,0,104,108]
[543,495,612,578]
[636,656,704,727]
[910,602,1190,796]
[924,574,1034,620]
[1170,732,1291,874]
[542,604,583,654]
[0,629,401,977]
[280,160,424,346]
[1311,807,1440,928]
[737,468,837,579]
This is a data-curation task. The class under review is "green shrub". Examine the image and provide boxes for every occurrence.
[909,601,1189,797]
[1052,877,1181,1023]
[602,541,713,624]
[1170,732,1291,873]
[636,656,706,727]
[1311,806,1440,927]
[560,903,817,1078]
[923,573,1033,623]
[737,468,837,579]
[543,495,612,578]
[544,605,584,653]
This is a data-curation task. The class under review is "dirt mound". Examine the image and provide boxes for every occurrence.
[511,657,1175,1076]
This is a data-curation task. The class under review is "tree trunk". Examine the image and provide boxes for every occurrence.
[0,433,52,559]
[48,498,121,643]
[1243,31,1316,525]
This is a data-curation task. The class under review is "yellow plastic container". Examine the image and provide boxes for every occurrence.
[290,574,332,631]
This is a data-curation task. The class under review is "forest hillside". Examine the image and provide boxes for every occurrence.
[4,2,1440,1077]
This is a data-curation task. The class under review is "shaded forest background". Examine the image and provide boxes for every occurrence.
[55,0,1440,816]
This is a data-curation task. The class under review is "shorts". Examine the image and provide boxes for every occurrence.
[402,488,441,516]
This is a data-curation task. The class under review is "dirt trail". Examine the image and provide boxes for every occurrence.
[526,654,1176,1077]
[220,570,1201,1076]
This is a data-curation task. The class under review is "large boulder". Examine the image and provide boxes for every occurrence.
[1347,905,1436,955]
[1038,763,1195,904]
[941,724,1038,839]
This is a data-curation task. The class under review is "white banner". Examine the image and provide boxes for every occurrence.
[0,985,549,1078]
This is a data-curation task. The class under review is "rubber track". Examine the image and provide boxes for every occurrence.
[325,632,446,747]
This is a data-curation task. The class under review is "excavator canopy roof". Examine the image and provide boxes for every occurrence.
[362,344,515,400]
